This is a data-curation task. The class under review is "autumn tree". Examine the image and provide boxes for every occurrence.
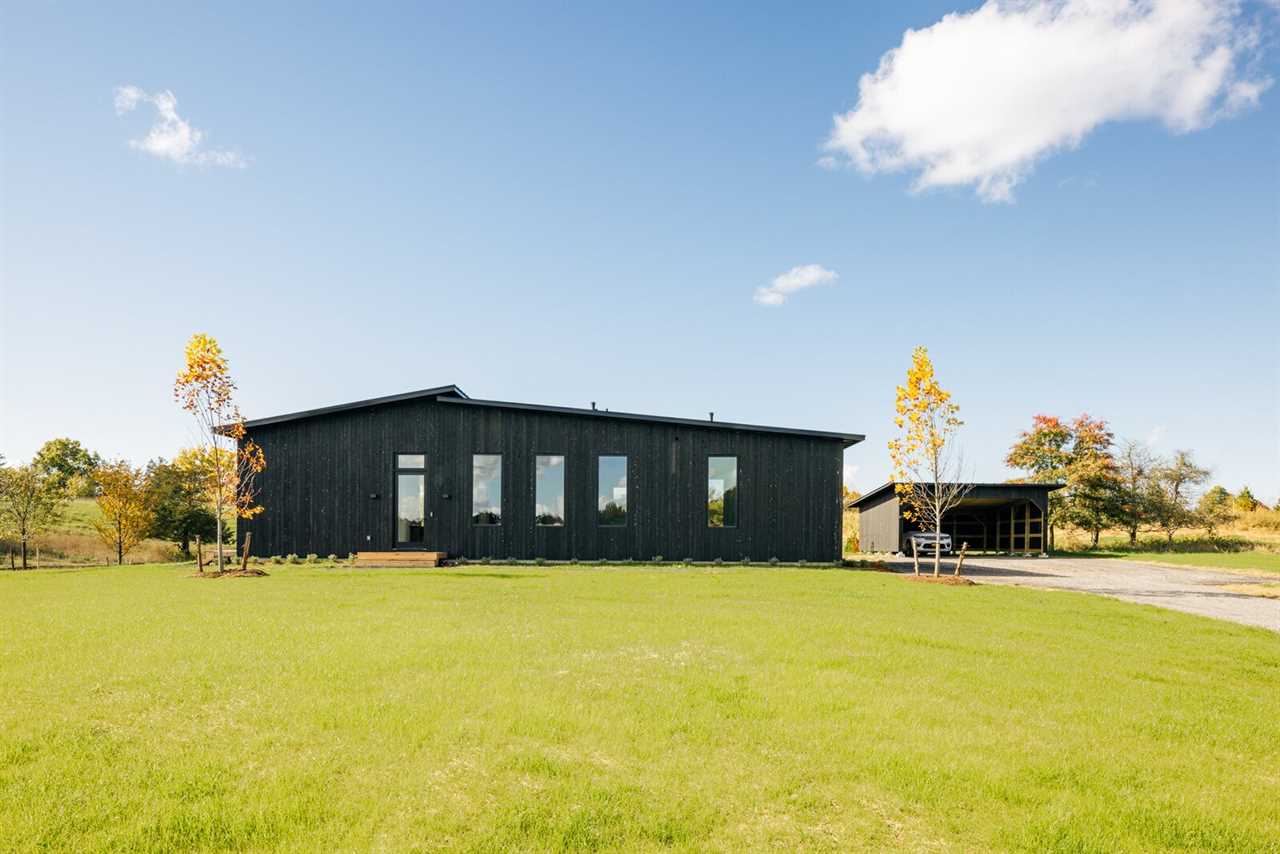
[1196,486,1236,537]
[1057,415,1123,548]
[91,460,154,565]
[1149,450,1211,544]
[1233,487,1262,513]
[1005,415,1072,548]
[173,334,266,573]
[888,346,970,577]
[33,438,102,497]
[0,462,67,569]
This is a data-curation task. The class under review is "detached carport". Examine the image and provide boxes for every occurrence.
[850,482,1064,554]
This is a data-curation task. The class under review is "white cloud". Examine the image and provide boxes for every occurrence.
[754,264,838,306]
[823,0,1270,202]
[113,85,246,168]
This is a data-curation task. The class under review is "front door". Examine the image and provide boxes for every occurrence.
[394,454,428,548]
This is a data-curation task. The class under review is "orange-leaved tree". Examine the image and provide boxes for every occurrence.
[173,334,266,573]
[887,346,971,577]
[91,460,153,565]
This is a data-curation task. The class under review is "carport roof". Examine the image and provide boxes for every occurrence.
[847,481,1065,509]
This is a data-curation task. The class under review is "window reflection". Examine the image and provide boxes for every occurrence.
[472,454,502,525]
[396,454,425,469]
[598,456,627,526]
[535,455,565,526]
[707,456,737,528]
[397,473,425,543]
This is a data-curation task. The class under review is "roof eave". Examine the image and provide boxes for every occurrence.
[437,396,864,445]
[239,384,468,429]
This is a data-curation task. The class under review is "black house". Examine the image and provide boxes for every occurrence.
[237,385,863,563]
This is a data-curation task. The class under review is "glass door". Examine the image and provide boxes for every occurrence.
[395,454,427,547]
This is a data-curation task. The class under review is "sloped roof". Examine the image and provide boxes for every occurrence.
[241,384,863,446]
[848,481,1064,508]
[241,384,468,428]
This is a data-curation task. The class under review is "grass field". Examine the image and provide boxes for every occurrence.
[1104,550,1280,575]
[2,564,1277,851]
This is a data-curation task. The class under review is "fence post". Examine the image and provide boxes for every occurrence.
[196,536,203,574]
[240,532,252,572]
[954,542,969,577]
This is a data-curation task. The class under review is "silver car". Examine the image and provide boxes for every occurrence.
[904,531,952,555]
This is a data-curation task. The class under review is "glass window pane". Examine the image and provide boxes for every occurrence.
[708,456,737,528]
[396,454,425,469]
[597,455,627,526]
[472,454,502,525]
[397,473,425,543]
[535,455,565,526]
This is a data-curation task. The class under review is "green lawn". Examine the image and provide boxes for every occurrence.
[2,565,1277,852]
[1104,550,1280,575]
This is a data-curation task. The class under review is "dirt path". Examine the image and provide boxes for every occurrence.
[884,555,1280,632]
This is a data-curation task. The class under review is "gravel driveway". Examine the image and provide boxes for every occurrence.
[885,555,1280,632]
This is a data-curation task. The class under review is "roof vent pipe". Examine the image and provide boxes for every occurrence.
[709,412,715,422]
[591,401,597,411]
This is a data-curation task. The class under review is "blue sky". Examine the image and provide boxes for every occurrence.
[2,1,1278,502]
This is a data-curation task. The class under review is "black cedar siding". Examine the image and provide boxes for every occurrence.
[238,397,845,562]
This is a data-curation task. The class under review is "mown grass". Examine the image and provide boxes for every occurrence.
[1105,550,1280,575]
[1,564,1277,852]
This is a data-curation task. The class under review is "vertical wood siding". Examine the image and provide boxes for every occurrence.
[240,398,844,562]
[856,491,902,553]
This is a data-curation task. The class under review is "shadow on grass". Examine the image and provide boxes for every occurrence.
[433,572,548,580]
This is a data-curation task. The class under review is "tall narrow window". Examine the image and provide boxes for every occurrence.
[395,454,426,545]
[472,454,502,525]
[707,456,737,528]
[535,455,565,526]
[597,455,627,526]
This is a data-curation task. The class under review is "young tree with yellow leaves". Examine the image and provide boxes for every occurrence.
[887,346,971,577]
[91,460,153,565]
[173,334,266,573]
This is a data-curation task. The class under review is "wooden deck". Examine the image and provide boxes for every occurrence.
[354,551,446,568]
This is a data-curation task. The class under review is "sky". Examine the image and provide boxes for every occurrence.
[2,0,1278,503]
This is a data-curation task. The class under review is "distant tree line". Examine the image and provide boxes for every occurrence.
[1005,414,1269,549]
[0,439,229,569]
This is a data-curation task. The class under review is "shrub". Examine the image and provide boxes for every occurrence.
[713,557,723,566]
[305,553,320,563]
[270,555,284,565]
[769,557,780,566]
[652,555,664,563]
[534,557,546,566]
[683,557,694,565]
[741,556,751,565]
[347,552,357,562]
[286,553,301,564]
[326,554,338,563]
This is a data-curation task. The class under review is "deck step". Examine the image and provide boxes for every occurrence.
[355,551,446,567]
